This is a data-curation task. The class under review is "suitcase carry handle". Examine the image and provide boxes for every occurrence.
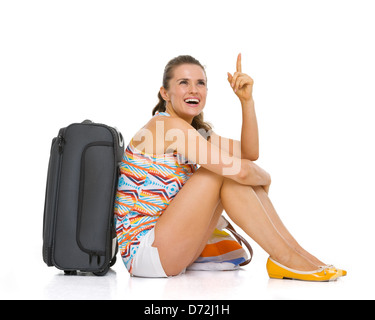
[82,119,93,124]
[114,127,124,148]
[81,119,124,149]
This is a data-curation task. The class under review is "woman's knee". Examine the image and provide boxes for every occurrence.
[194,166,225,186]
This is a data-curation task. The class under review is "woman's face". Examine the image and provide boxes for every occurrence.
[161,64,207,123]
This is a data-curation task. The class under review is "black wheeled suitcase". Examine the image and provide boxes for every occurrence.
[43,120,124,276]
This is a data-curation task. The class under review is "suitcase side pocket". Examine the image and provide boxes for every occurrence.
[76,142,115,263]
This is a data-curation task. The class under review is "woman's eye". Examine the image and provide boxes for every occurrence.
[180,80,188,85]
[198,81,206,86]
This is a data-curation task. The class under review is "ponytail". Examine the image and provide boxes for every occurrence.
[152,92,166,116]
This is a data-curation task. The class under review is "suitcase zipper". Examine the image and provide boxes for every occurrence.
[58,134,65,154]
[43,129,65,266]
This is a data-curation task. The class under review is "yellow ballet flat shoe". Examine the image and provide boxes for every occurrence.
[325,265,347,277]
[266,258,340,282]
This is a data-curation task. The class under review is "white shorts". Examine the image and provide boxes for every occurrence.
[131,228,168,278]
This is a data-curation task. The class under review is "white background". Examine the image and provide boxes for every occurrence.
[1,0,374,300]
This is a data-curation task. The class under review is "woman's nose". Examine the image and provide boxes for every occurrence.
[189,84,198,93]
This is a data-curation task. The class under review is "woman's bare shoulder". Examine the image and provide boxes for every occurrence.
[144,116,194,135]
[131,115,195,154]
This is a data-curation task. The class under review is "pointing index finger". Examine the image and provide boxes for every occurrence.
[236,53,242,73]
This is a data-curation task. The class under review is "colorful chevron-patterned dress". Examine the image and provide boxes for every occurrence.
[114,111,198,273]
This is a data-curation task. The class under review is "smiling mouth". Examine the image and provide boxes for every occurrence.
[184,98,200,106]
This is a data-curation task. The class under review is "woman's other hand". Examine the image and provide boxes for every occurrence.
[227,53,254,103]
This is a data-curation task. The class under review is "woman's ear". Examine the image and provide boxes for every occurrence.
[160,87,169,101]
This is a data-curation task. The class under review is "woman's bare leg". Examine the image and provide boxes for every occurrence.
[252,186,325,266]
[153,168,224,275]
[153,167,320,276]
[220,179,318,271]
[191,188,324,268]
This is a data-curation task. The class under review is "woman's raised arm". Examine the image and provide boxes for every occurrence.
[227,53,259,161]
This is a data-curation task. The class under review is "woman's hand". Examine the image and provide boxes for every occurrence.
[227,53,254,104]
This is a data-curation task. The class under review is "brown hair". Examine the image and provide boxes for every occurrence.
[152,55,212,137]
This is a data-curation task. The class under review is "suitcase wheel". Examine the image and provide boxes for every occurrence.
[93,265,110,277]
[64,270,77,275]
[93,256,116,276]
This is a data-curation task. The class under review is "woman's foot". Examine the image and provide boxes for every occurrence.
[294,246,346,276]
[294,246,326,267]
[266,257,340,281]
[271,249,320,272]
